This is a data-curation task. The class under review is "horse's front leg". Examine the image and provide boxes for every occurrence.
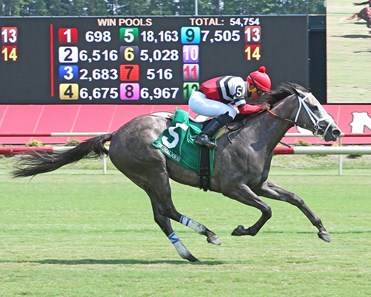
[179,215,221,245]
[255,180,331,242]
[225,184,272,237]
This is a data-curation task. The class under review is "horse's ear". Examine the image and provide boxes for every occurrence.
[286,82,306,97]
[286,82,300,96]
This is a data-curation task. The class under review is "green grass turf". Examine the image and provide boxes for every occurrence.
[0,164,370,296]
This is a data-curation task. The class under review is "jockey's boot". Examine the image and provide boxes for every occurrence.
[195,113,233,149]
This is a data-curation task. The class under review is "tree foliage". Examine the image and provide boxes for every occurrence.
[0,0,325,16]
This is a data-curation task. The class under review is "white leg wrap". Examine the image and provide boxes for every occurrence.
[168,232,191,259]
[180,215,206,234]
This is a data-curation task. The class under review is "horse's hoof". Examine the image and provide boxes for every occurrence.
[207,234,221,245]
[188,255,201,263]
[318,231,331,242]
[231,225,245,236]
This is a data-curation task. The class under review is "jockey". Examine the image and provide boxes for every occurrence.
[189,66,271,148]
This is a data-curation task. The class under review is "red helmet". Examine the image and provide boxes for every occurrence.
[246,66,271,92]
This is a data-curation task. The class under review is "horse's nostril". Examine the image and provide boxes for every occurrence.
[332,129,341,137]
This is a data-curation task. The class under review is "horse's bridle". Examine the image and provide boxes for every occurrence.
[266,92,334,137]
[226,91,334,143]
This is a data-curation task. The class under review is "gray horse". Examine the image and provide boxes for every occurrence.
[13,83,341,262]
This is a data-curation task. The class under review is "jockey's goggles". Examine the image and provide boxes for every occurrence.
[248,75,264,96]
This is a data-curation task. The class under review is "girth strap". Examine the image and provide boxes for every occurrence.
[199,146,211,191]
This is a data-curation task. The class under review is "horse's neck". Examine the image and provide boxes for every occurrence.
[261,113,293,150]
[266,97,299,146]
[242,98,296,152]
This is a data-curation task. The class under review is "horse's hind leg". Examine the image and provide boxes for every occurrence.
[256,180,331,242]
[140,173,220,262]
[150,203,199,262]
[146,182,221,241]
[179,215,221,245]
[148,197,221,262]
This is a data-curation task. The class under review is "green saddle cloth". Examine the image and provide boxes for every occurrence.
[152,108,214,175]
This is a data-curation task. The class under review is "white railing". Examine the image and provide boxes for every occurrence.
[1,132,370,175]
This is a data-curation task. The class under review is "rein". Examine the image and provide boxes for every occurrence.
[266,108,296,126]
[266,92,334,137]
[226,90,334,143]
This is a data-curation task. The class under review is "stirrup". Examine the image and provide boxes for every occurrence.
[195,134,217,149]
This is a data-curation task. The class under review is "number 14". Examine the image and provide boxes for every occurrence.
[244,45,261,61]
[2,46,17,61]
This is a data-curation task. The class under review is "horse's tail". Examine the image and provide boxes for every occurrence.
[12,134,112,178]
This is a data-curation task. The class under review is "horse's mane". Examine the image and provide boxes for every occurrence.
[257,82,309,107]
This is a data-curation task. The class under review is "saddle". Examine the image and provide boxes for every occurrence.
[152,110,241,142]
[152,108,241,191]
